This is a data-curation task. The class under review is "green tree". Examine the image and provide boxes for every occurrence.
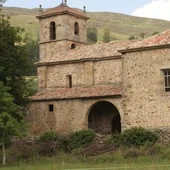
[0,81,26,165]
[129,35,138,40]
[0,16,31,106]
[87,27,97,44]
[102,27,111,43]
[140,32,145,39]
[24,32,39,76]
[152,31,159,36]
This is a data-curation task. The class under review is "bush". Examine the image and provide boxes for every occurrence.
[110,127,158,147]
[38,141,57,156]
[57,136,72,153]
[39,131,59,142]
[69,129,95,149]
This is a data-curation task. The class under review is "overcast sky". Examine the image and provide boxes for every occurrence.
[3,0,170,21]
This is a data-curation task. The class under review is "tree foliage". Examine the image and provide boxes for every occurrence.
[152,31,159,36]
[24,32,39,76]
[0,16,31,106]
[87,27,97,44]
[102,27,111,43]
[128,35,138,40]
[140,32,145,39]
[0,81,26,165]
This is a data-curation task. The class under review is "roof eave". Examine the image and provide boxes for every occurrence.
[35,55,122,66]
[36,11,89,20]
[30,94,122,102]
[119,44,170,54]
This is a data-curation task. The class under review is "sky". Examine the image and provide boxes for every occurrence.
[2,0,170,21]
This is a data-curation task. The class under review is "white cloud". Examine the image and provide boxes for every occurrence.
[131,0,170,21]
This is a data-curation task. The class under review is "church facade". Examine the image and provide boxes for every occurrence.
[28,2,170,138]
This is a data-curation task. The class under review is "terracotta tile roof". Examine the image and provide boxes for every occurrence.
[37,3,89,20]
[120,29,170,52]
[31,86,121,101]
[38,41,133,64]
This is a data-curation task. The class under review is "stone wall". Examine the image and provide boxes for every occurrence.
[94,59,122,87]
[27,97,123,136]
[154,129,170,145]
[39,15,87,43]
[38,59,122,90]
[122,48,170,130]
[39,14,87,61]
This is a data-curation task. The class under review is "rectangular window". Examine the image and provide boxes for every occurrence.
[49,104,54,112]
[66,75,72,88]
[163,70,170,92]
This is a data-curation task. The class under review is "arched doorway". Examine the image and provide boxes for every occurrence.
[88,101,121,134]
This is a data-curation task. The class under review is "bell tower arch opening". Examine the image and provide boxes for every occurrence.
[88,101,121,134]
[74,22,79,35]
[50,21,56,40]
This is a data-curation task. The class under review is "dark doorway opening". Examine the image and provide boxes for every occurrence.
[88,101,121,134]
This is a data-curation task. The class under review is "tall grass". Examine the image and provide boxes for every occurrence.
[1,145,170,170]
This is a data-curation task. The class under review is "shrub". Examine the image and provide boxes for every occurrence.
[38,141,57,156]
[57,136,72,153]
[108,133,123,146]
[122,127,158,147]
[110,127,158,147]
[69,129,95,149]
[39,131,59,142]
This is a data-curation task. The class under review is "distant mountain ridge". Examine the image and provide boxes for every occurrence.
[2,7,170,41]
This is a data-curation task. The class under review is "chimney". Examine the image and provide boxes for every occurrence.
[39,5,43,13]
[83,6,86,13]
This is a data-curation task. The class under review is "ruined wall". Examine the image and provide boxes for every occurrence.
[122,48,170,131]
[28,98,123,136]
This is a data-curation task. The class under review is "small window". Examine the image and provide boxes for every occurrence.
[163,70,170,92]
[74,22,79,35]
[71,43,76,49]
[50,21,56,40]
[66,75,72,88]
[49,104,54,112]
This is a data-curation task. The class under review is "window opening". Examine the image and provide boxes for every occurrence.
[71,43,76,49]
[164,70,170,92]
[50,21,56,40]
[74,22,79,35]
[66,75,72,88]
[49,104,54,112]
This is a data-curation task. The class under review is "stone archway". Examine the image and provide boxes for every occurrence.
[88,101,121,134]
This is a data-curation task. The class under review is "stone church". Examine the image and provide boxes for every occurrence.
[28,1,170,137]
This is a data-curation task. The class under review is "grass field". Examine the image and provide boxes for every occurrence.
[1,145,170,170]
[2,7,170,40]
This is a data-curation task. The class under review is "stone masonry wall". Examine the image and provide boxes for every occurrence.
[39,15,87,43]
[122,48,170,130]
[44,59,122,89]
[39,14,87,61]
[28,97,123,136]
[94,59,122,87]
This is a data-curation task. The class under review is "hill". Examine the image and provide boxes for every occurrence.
[2,7,170,41]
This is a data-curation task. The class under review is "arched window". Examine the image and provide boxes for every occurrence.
[50,21,56,40]
[71,43,76,49]
[74,22,79,35]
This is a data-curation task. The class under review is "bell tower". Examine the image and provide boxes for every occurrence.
[36,1,89,62]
